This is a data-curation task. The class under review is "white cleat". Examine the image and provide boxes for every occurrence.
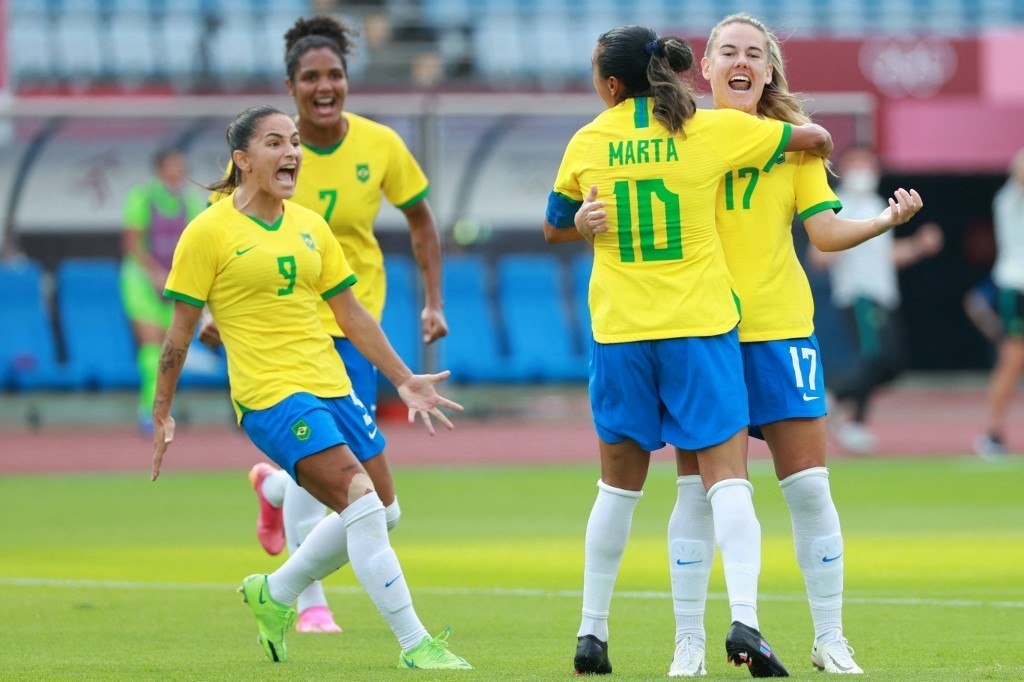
[811,633,863,674]
[837,422,876,454]
[668,637,707,677]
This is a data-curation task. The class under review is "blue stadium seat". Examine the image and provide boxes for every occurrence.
[439,255,513,383]
[108,13,156,81]
[9,17,54,82]
[158,15,202,79]
[380,255,421,372]
[53,13,107,81]
[0,261,84,390]
[497,254,587,382]
[56,259,138,388]
[572,253,593,350]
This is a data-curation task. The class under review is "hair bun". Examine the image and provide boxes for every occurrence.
[284,15,355,55]
[662,37,694,72]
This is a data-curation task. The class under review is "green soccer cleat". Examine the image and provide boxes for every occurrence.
[398,627,473,670]
[238,574,296,662]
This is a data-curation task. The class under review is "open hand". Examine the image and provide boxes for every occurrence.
[151,413,175,481]
[877,188,923,232]
[397,370,464,435]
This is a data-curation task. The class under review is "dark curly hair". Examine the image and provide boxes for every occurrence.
[284,15,358,80]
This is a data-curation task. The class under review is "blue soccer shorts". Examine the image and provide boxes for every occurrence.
[742,334,828,439]
[589,328,748,452]
[241,391,386,482]
[334,337,380,416]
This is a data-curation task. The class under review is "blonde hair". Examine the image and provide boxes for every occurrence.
[705,13,810,126]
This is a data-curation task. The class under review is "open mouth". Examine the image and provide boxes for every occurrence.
[728,75,752,92]
[275,163,297,185]
[312,96,336,116]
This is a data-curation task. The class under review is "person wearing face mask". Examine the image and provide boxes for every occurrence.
[203,15,445,634]
[811,147,944,454]
[154,105,470,670]
[120,148,205,432]
[975,149,1024,457]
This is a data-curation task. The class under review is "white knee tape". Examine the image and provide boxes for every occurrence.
[385,498,401,531]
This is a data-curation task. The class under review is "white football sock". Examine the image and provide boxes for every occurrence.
[260,468,289,508]
[578,480,643,642]
[266,510,349,606]
[669,475,715,647]
[780,467,844,641]
[708,478,760,630]
[284,477,331,613]
[343,492,428,651]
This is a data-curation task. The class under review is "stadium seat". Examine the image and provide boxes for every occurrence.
[380,255,421,372]
[497,254,587,382]
[0,261,84,390]
[53,13,107,81]
[439,255,514,383]
[55,259,139,389]
[108,13,157,82]
[9,17,55,82]
[571,253,593,351]
[209,15,258,84]
[159,15,203,80]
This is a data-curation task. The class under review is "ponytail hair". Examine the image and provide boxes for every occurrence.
[284,15,357,80]
[596,25,696,134]
[705,13,810,126]
[205,105,286,196]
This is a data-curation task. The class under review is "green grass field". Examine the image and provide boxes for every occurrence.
[3,457,1023,680]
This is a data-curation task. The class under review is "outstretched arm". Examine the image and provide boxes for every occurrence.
[151,301,202,480]
[402,199,448,343]
[327,289,462,434]
[804,188,924,252]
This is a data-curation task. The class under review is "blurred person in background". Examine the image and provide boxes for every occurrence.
[810,147,943,454]
[202,15,446,634]
[545,23,834,677]
[154,105,470,670]
[974,149,1024,457]
[120,148,204,432]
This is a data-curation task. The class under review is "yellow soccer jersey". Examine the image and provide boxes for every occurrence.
[210,112,429,337]
[716,147,841,342]
[164,197,357,422]
[548,99,791,343]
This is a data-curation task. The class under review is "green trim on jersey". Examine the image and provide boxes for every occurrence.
[163,288,205,308]
[302,139,344,155]
[633,97,649,129]
[732,290,743,319]
[396,185,431,210]
[798,199,843,221]
[762,123,792,172]
[247,214,283,232]
[234,400,253,415]
[321,273,358,300]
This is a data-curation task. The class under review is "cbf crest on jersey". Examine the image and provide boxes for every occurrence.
[356,163,370,183]
[300,232,316,251]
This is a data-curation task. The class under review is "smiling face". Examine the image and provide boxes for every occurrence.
[286,46,348,131]
[233,114,302,200]
[701,21,773,116]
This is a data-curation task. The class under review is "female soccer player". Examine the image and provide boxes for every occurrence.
[152,105,470,670]
[543,24,833,677]
[120,148,204,430]
[202,16,448,633]
[574,15,923,676]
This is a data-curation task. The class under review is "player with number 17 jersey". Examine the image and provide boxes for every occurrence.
[547,97,791,450]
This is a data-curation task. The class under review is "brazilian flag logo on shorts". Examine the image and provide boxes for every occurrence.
[356,163,370,183]
[291,419,311,441]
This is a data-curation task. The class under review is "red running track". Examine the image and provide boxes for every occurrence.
[0,387,1020,475]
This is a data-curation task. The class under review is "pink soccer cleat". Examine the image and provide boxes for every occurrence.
[296,606,343,633]
[248,463,285,556]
